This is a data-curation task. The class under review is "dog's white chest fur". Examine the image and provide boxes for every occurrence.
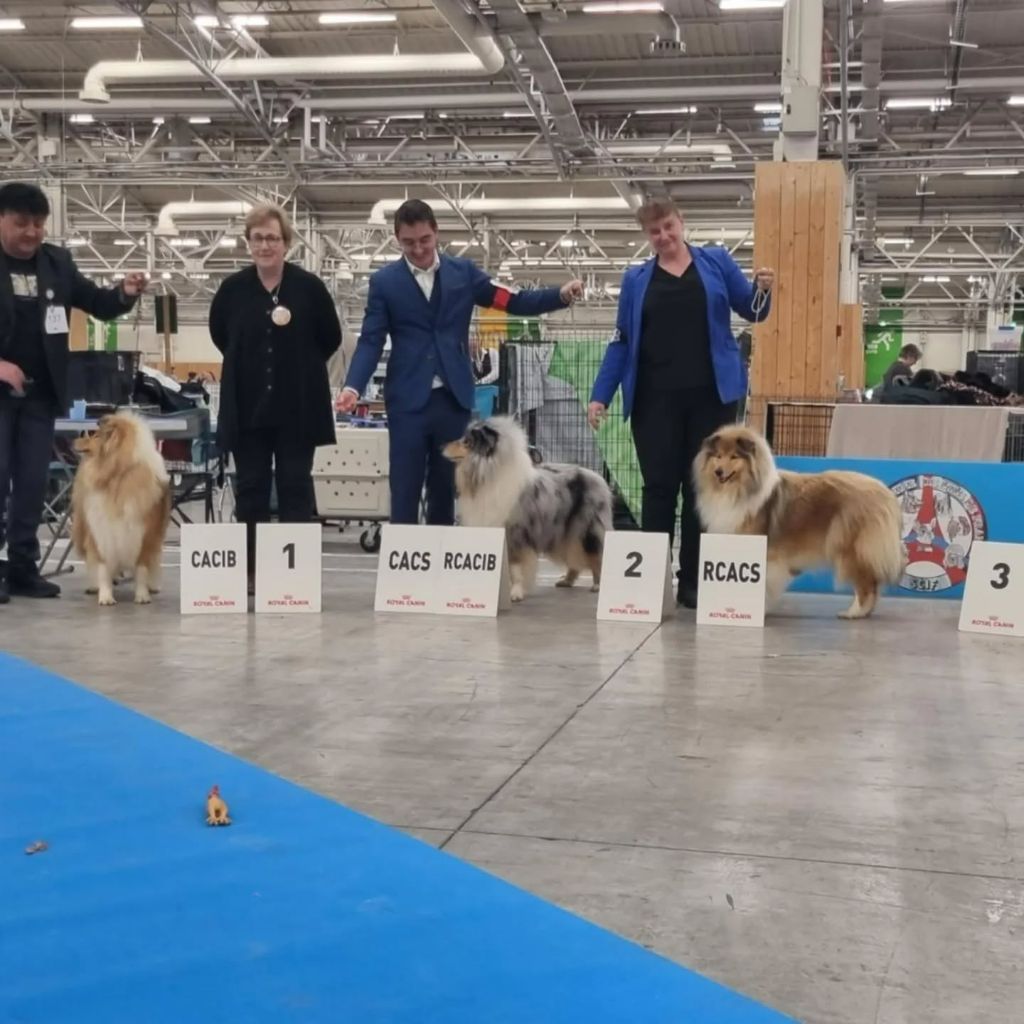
[696,489,761,535]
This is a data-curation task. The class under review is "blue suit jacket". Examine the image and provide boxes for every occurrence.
[345,255,567,415]
[590,245,770,419]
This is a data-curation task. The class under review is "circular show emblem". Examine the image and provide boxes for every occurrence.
[889,474,987,594]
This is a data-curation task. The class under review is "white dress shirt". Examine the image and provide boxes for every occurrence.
[405,255,444,389]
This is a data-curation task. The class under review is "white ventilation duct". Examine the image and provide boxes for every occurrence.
[79,0,503,103]
[368,196,631,226]
[155,201,252,237]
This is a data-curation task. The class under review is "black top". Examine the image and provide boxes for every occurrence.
[637,262,713,392]
[3,255,54,403]
[209,262,342,450]
[0,244,136,412]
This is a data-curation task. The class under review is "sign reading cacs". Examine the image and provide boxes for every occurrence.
[375,525,511,617]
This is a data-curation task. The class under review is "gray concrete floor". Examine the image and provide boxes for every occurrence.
[4,523,1023,1024]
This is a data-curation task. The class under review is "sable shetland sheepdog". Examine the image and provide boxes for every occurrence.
[443,416,612,602]
[693,425,905,619]
[71,411,171,607]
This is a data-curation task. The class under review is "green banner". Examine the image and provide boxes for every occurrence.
[103,321,118,352]
[864,289,905,388]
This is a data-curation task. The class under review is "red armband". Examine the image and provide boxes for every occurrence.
[492,285,512,311]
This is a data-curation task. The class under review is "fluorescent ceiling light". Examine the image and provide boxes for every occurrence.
[0,18,25,30]
[188,116,212,125]
[922,275,950,283]
[878,237,912,245]
[69,113,94,124]
[581,1,663,11]
[760,116,781,130]
[67,237,87,247]
[885,97,951,111]
[231,15,269,28]
[720,0,786,9]
[634,106,697,115]
[963,168,1020,177]
[218,238,239,248]
[1009,96,1024,107]
[70,16,142,29]
[161,271,172,280]
[152,117,165,125]
[559,238,575,248]
[169,238,201,248]
[318,12,397,24]
[114,239,134,247]
[754,101,783,113]
[194,16,220,28]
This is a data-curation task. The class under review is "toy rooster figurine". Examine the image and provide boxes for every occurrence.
[205,785,231,826]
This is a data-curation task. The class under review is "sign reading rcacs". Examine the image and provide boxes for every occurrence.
[696,534,768,628]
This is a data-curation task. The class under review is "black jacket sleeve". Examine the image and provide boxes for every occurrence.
[209,279,230,355]
[312,276,342,360]
[65,251,138,321]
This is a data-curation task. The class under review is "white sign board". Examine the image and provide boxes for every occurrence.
[597,531,674,623]
[374,524,438,614]
[374,524,511,616]
[696,533,768,628]
[255,523,323,614]
[180,522,248,615]
[434,527,511,616]
[958,540,1024,638]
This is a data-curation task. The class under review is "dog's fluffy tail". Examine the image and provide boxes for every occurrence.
[850,489,906,585]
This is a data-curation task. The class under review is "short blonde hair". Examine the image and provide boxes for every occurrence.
[636,198,682,227]
[244,203,293,246]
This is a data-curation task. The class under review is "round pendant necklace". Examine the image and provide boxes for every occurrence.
[268,278,291,326]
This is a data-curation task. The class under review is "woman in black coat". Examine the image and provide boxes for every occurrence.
[209,203,341,583]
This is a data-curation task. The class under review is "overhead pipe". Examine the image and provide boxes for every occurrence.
[368,196,631,225]
[79,0,503,103]
[155,200,252,236]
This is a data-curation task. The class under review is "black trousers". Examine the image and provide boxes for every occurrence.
[233,428,317,574]
[630,385,737,591]
[0,399,56,570]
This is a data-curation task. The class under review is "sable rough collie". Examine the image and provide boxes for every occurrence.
[693,425,905,619]
[71,411,171,606]
[443,416,612,602]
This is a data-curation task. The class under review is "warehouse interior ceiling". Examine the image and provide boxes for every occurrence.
[1,0,1023,323]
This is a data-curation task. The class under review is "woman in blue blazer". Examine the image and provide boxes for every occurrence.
[588,198,774,607]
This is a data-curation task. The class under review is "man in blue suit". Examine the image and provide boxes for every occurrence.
[338,199,584,525]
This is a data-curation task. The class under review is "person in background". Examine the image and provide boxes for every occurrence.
[0,181,145,603]
[337,198,584,525]
[588,197,775,608]
[473,343,500,385]
[209,203,341,591]
[882,343,922,390]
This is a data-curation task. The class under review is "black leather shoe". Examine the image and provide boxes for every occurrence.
[676,583,698,609]
[8,564,60,598]
[0,562,9,605]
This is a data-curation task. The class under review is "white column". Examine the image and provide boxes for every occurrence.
[773,0,824,162]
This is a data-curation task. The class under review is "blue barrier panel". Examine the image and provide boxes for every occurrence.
[776,457,1024,600]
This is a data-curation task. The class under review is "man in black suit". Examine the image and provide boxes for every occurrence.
[0,182,145,602]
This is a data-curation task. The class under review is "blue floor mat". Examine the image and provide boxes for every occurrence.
[0,653,794,1023]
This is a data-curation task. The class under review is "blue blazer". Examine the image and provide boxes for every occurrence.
[345,255,567,415]
[590,245,770,419]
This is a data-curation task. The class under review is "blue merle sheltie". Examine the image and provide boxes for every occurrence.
[443,416,612,602]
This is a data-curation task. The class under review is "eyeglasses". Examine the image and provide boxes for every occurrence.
[250,234,283,246]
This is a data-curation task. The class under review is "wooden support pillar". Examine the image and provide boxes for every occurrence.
[839,303,865,390]
[750,160,848,431]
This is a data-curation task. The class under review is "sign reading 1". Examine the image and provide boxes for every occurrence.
[255,523,323,614]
